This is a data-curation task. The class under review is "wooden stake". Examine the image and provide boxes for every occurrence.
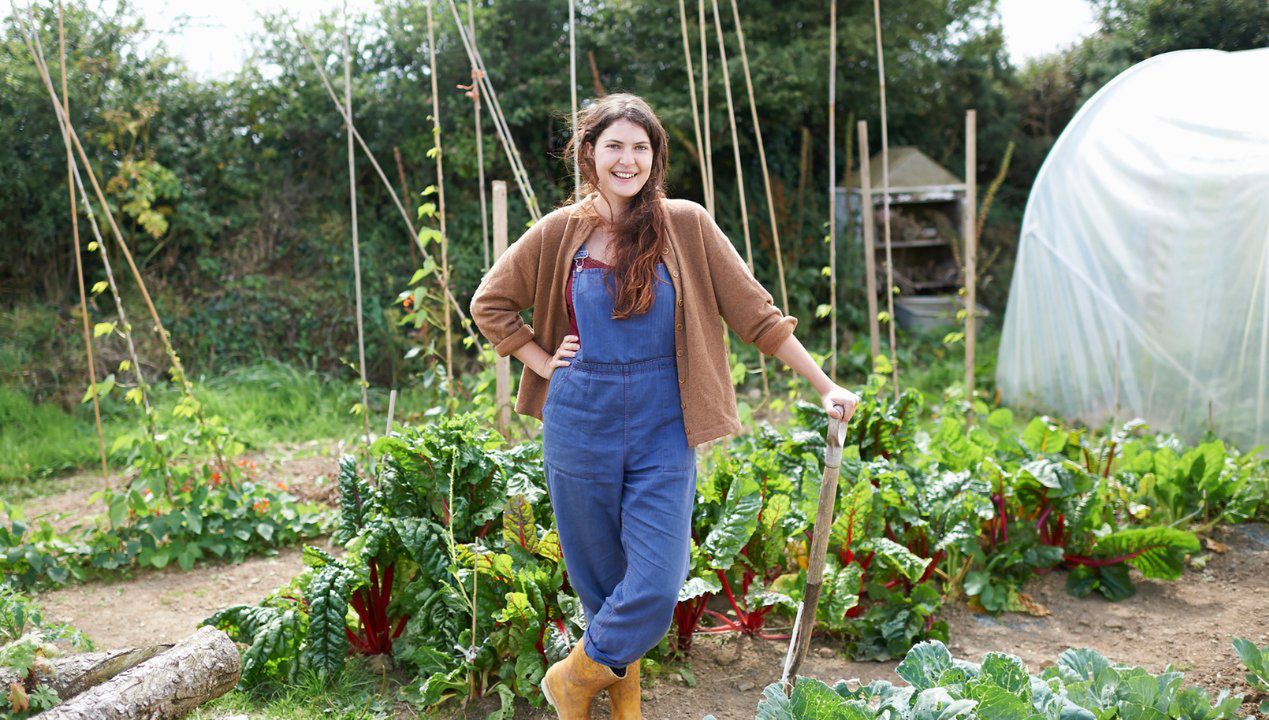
[425,0,454,403]
[56,0,108,483]
[857,121,881,361]
[841,110,855,363]
[343,5,372,451]
[586,50,607,96]
[492,181,511,437]
[827,0,837,381]
[385,389,397,437]
[796,126,811,244]
[872,0,900,399]
[678,0,710,201]
[729,0,788,316]
[569,0,579,199]
[712,0,768,398]
[1113,341,1122,430]
[392,146,421,266]
[963,109,977,401]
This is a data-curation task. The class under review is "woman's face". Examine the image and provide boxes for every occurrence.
[588,118,653,204]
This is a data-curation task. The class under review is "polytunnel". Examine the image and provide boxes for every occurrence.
[997,48,1269,450]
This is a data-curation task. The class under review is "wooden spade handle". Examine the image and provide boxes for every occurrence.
[782,408,847,691]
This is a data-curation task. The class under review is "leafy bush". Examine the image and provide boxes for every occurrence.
[0,471,326,590]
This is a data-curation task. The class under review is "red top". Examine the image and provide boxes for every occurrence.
[565,255,614,339]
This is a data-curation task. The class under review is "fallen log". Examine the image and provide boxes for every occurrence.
[36,626,239,719]
[0,644,171,703]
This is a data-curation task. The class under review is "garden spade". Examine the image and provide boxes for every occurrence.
[780,406,848,693]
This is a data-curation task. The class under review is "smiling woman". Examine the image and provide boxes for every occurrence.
[565,94,671,320]
[469,92,861,719]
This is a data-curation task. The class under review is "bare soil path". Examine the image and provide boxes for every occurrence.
[13,441,345,649]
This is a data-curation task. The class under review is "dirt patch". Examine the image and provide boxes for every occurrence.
[36,542,340,650]
[14,443,344,649]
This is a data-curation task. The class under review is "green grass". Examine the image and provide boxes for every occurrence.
[0,360,444,492]
[2,320,1003,495]
[188,660,410,720]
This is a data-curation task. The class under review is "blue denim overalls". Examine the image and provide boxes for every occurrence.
[541,243,696,669]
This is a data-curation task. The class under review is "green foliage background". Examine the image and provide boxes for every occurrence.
[2,0,1266,402]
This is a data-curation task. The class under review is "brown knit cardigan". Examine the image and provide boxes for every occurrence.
[469,194,797,447]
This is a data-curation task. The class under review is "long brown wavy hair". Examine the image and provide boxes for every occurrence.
[563,94,670,320]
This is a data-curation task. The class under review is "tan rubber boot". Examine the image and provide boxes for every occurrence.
[541,637,621,719]
[607,657,641,720]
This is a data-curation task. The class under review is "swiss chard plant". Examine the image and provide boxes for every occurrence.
[204,413,573,718]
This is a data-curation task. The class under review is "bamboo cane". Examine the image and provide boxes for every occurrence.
[872,0,900,399]
[857,121,881,362]
[587,50,606,96]
[64,138,167,488]
[678,0,709,202]
[728,0,788,316]
[425,0,454,403]
[711,0,768,398]
[343,4,372,452]
[291,30,485,353]
[781,409,847,690]
[385,389,397,437]
[56,0,108,484]
[827,0,838,381]
[466,0,490,273]
[48,41,164,474]
[569,0,579,199]
[699,0,715,215]
[441,0,541,220]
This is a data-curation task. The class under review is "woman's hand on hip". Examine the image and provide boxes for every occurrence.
[821,384,861,423]
[542,335,580,379]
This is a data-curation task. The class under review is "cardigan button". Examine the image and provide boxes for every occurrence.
[662,248,668,254]
[680,401,686,409]
[679,377,685,384]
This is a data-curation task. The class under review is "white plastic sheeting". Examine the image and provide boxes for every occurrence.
[998,48,1269,450]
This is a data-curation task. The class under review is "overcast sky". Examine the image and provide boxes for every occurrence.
[19,0,1100,80]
